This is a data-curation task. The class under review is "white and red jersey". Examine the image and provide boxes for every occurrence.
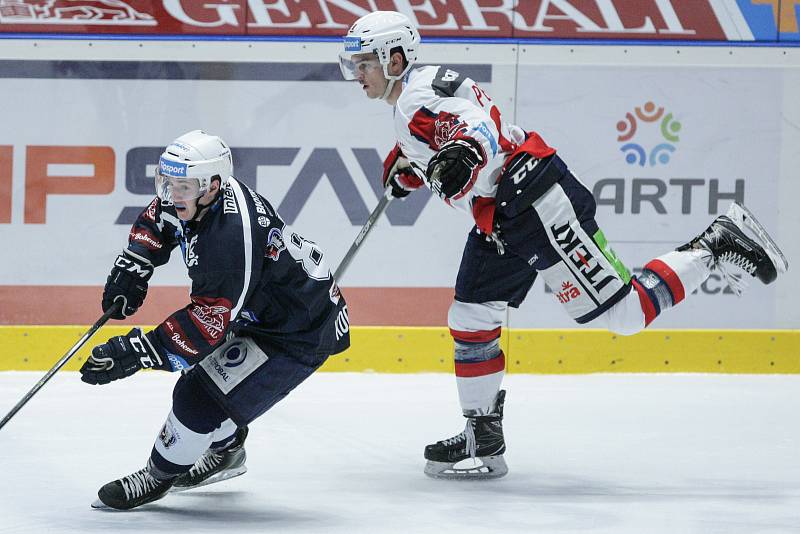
[393,65,555,234]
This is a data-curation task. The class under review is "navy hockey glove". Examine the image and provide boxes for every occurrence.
[382,144,424,199]
[102,250,154,319]
[426,137,486,199]
[80,328,166,385]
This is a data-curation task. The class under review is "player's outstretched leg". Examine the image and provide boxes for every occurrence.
[172,426,249,491]
[92,459,176,510]
[677,202,788,294]
[424,390,507,479]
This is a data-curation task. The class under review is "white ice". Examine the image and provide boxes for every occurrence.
[1,372,798,533]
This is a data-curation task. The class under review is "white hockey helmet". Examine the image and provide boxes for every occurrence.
[339,11,420,85]
[156,130,232,204]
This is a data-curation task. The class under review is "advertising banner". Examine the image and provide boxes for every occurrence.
[0,40,796,329]
[510,55,798,328]
[0,1,798,42]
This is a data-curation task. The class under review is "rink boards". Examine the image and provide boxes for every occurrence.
[1,325,797,374]
[0,39,797,369]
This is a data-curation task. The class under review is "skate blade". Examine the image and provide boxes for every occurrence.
[728,202,789,275]
[90,499,109,510]
[424,456,508,480]
[171,465,247,493]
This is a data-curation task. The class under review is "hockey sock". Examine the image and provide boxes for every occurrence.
[151,410,217,476]
[451,328,505,416]
[150,371,234,476]
[632,249,711,326]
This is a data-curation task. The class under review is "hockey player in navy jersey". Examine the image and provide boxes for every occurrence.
[339,11,788,480]
[79,130,350,510]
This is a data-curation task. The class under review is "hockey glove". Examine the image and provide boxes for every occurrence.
[80,328,166,385]
[382,144,424,199]
[102,250,154,319]
[426,137,486,199]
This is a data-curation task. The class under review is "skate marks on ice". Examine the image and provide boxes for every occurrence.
[88,490,337,530]
[1,372,799,532]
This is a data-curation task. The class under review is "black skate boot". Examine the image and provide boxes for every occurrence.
[172,426,248,492]
[677,202,788,295]
[424,390,507,479]
[91,459,175,510]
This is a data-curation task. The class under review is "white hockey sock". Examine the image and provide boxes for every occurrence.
[153,410,215,470]
[456,372,504,416]
[633,249,712,327]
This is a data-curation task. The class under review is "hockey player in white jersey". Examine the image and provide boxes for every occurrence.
[339,11,788,480]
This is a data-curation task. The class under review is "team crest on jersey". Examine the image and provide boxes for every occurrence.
[265,228,285,261]
[434,111,466,148]
[409,107,467,151]
[189,298,231,342]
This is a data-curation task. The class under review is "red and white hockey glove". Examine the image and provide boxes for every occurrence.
[426,137,486,199]
[382,144,424,199]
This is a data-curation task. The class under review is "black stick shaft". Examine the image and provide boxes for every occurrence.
[0,302,120,431]
[334,189,393,282]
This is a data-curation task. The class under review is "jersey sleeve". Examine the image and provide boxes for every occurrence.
[125,197,180,267]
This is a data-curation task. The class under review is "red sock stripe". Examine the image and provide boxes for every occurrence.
[644,259,686,304]
[455,352,506,377]
[449,327,501,343]
[631,278,657,327]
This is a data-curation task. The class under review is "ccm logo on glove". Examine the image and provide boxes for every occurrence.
[80,328,165,385]
[102,250,154,319]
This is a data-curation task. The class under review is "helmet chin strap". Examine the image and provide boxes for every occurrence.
[190,189,221,222]
[380,77,397,101]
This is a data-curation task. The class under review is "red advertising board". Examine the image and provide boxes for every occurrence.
[0,1,793,41]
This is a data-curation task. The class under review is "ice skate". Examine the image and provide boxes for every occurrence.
[172,426,248,492]
[678,202,788,295]
[424,390,508,480]
[91,459,175,510]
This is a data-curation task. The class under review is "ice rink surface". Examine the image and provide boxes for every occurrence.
[0,371,798,534]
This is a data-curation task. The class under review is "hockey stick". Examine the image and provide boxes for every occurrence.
[0,301,121,431]
[334,187,394,282]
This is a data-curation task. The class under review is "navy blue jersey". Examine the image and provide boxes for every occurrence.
[126,177,349,371]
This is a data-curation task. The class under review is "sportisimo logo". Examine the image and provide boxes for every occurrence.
[616,101,681,167]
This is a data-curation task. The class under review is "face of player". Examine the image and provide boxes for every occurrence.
[351,53,388,99]
[174,181,219,221]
